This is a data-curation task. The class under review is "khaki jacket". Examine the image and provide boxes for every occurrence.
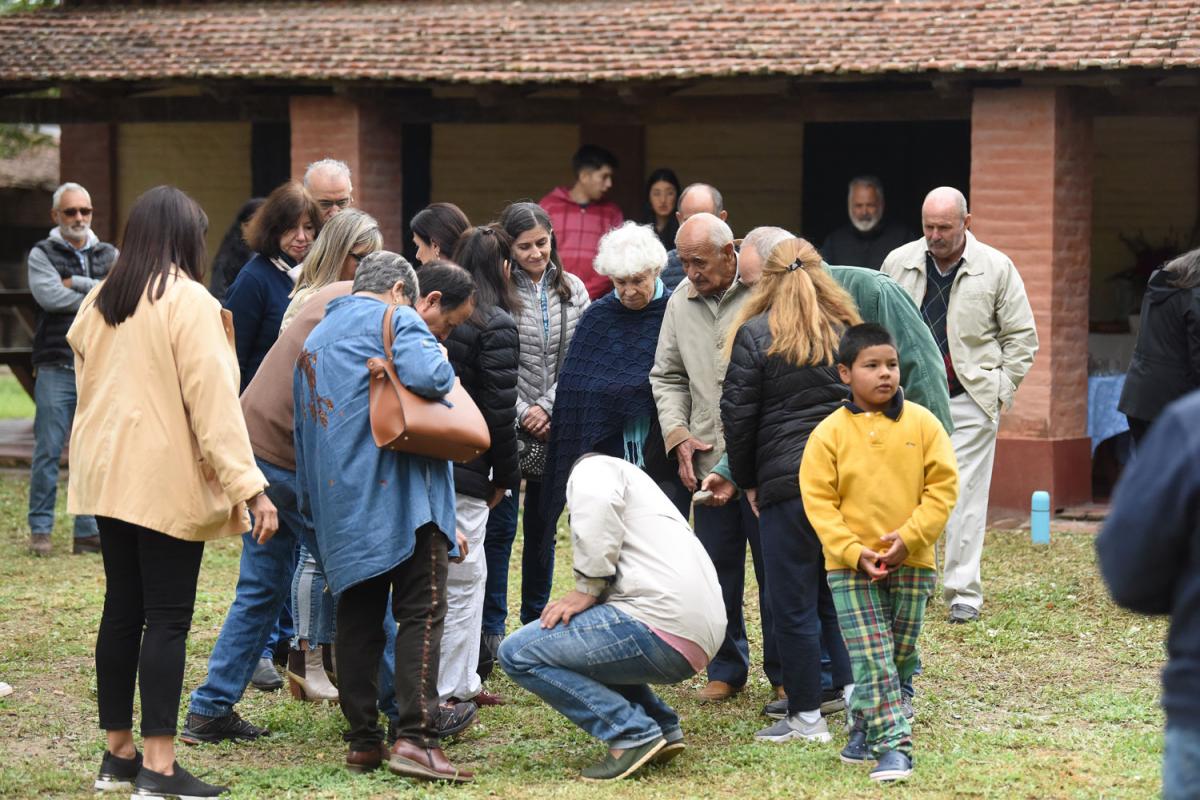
[650,275,751,477]
[67,272,266,541]
[881,231,1038,420]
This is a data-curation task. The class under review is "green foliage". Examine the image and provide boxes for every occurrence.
[0,0,61,13]
[0,124,55,159]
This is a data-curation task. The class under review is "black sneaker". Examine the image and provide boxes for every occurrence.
[869,749,913,782]
[249,657,283,691]
[94,749,141,792]
[434,701,478,738]
[131,761,228,798]
[900,693,915,720]
[821,687,846,715]
[761,697,787,719]
[180,711,269,745]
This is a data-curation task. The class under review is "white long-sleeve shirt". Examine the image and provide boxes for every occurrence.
[568,455,726,660]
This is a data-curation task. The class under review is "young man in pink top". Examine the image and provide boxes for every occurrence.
[539,145,624,300]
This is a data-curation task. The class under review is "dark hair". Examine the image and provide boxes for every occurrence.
[415,259,476,312]
[411,202,471,263]
[213,197,264,294]
[642,167,681,244]
[837,323,897,367]
[95,185,208,326]
[498,200,572,301]
[452,224,520,325]
[243,181,321,260]
[572,144,619,176]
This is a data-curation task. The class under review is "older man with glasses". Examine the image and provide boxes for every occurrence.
[26,181,117,556]
[303,158,355,221]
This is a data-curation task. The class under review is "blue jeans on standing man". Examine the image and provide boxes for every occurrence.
[482,481,556,636]
[499,604,694,748]
[29,364,96,539]
[691,495,781,688]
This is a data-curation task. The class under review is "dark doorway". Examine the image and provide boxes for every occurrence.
[401,123,432,263]
[802,121,971,251]
[251,122,291,198]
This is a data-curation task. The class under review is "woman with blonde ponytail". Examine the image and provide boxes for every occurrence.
[720,237,861,744]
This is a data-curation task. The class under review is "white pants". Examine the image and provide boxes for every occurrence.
[437,494,490,702]
[942,392,999,610]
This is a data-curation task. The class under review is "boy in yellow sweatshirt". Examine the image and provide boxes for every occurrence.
[799,323,958,783]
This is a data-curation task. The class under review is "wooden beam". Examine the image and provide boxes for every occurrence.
[0,95,290,124]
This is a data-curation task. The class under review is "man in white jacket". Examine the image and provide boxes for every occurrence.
[882,187,1038,623]
[499,454,726,782]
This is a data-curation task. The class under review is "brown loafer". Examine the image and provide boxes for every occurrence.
[472,689,506,707]
[696,680,741,702]
[345,743,388,773]
[388,739,473,783]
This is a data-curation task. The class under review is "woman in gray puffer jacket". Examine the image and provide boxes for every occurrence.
[480,202,590,655]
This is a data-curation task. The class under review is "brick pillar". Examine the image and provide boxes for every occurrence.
[59,123,117,242]
[970,87,1092,517]
[290,96,405,249]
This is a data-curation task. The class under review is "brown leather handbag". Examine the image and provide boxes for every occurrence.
[366,304,491,463]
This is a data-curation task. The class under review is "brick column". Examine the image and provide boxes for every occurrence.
[290,96,405,250]
[59,123,117,242]
[970,87,1092,517]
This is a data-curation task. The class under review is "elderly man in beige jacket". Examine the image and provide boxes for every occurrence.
[649,212,780,702]
[882,187,1038,624]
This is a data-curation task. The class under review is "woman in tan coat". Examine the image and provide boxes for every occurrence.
[68,186,278,799]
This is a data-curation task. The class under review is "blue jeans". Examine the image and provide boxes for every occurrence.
[499,604,694,748]
[291,543,334,647]
[189,458,302,717]
[482,481,556,636]
[692,496,781,687]
[1164,723,1200,800]
[759,496,852,714]
[29,365,96,538]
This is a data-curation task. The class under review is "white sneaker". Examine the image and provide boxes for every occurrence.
[754,714,832,743]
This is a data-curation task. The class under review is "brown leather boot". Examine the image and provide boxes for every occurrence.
[345,743,388,774]
[387,739,473,783]
[696,680,741,702]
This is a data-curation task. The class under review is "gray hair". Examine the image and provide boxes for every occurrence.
[1164,247,1200,290]
[677,212,734,251]
[593,221,667,279]
[679,183,724,214]
[742,226,795,264]
[52,181,90,210]
[848,175,884,204]
[924,186,969,219]
[303,158,353,188]
[352,250,418,305]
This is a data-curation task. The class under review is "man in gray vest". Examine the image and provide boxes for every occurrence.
[27,182,116,556]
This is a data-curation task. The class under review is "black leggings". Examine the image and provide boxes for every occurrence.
[95,516,204,737]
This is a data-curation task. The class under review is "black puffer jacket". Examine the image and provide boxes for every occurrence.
[1118,269,1200,425]
[721,313,849,509]
[445,305,521,500]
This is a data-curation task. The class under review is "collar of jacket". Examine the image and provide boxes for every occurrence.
[514,262,559,288]
[685,269,746,301]
[843,386,905,420]
[898,230,985,278]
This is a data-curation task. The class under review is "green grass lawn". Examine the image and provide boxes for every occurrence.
[0,474,1166,799]
[0,373,34,419]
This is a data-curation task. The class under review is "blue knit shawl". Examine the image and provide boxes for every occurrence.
[540,292,669,543]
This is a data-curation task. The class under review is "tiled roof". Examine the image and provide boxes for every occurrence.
[1,1,1198,85]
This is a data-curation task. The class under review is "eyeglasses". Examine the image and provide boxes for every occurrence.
[317,197,352,211]
[61,207,93,218]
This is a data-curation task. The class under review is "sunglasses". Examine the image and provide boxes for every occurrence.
[61,207,93,218]
[317,197,352,211]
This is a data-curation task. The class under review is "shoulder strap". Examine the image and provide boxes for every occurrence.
[381,304,396,357]
[554,293,568,375]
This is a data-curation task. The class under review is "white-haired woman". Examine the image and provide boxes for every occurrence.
[542,221,689,531]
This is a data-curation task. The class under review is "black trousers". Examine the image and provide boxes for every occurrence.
[336,524,449,751]
[95,516,205,737]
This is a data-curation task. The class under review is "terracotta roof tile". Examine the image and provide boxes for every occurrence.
[0,0,1197,85]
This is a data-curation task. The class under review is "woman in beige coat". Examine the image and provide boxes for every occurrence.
[67,186,278,799]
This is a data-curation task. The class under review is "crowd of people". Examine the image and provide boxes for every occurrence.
[24,143,1057,795]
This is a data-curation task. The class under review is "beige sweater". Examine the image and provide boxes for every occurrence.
[569,455,727,660]
[67,272,266,541]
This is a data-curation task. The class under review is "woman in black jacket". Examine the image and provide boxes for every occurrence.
[1118,248,1200,445]
[720,237,861,743]
[442,224,521,702]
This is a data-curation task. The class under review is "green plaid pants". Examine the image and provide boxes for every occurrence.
[827,566,936,758]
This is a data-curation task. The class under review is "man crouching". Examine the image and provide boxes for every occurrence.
[498,454,726,781]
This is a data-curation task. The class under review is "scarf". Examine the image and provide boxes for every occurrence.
[540,287,669,548]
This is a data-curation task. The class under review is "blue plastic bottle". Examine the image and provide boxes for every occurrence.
[1031,490,1051,544]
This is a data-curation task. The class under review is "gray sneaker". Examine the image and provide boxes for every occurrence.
[249,657,283,691]
[948,603,980,624]
[754,714,832,743]
[900,694,915,720]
